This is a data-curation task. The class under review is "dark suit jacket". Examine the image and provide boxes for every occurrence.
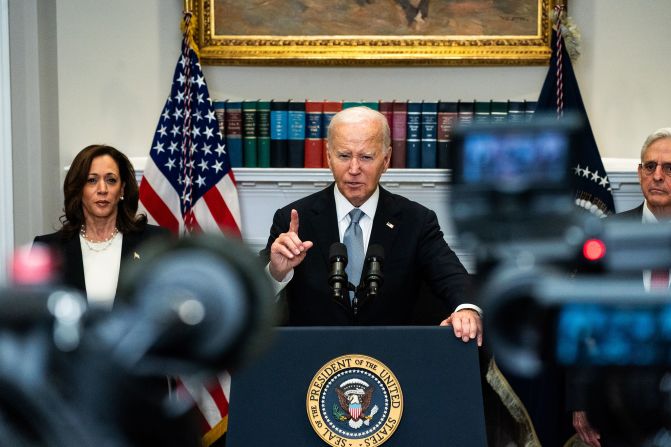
[261,184,471,325]
[616,203,644,220]
[33,224,170,306]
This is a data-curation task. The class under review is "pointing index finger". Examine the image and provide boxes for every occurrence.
[289,209,300,234]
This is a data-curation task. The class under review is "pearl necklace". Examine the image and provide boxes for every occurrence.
[80,225,119,252]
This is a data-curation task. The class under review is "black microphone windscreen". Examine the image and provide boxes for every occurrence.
[365,244,384,260]
[329,242,348,261]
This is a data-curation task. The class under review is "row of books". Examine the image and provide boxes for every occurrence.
[213,100,538,169]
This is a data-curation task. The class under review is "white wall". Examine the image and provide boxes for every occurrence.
[8,0,670,246]
[571,1,671,158]
[9,0,60,249]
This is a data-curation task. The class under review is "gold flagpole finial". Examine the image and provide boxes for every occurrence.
[184,0,193,14]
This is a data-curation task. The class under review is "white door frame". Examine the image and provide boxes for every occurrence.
[0,0,14,282]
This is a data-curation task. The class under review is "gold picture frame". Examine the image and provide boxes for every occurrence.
[190,0,557,66]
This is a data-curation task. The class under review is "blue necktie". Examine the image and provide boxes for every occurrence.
[343,208,365,302]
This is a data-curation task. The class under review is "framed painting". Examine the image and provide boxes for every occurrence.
[190,0,559,66]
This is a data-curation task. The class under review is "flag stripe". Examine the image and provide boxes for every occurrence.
[207,378,229,416]
[139,164,181,233]
[203,183,241,236]
[219,372,231,401]
[180,379,224,428]
[217,174,242,230]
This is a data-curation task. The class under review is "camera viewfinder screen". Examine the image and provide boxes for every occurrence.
[460,130,570,189]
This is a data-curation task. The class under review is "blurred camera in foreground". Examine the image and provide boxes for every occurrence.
[451,116,671,444]
[0,234,276,446]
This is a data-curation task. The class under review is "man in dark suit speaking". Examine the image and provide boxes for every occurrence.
[261,106,482,346]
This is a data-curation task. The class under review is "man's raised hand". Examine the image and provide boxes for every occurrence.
[269,209,314,281]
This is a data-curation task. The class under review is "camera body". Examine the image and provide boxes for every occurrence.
[0,234,276,447]
[450,116,671,442]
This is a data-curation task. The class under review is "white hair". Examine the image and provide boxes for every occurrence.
[641,127,671,160]
[327,106,391,154]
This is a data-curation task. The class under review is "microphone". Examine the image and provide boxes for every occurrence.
[328,243,349,302]
[360,244,384,300]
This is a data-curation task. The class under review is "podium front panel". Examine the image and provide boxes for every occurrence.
[227,326,486,446]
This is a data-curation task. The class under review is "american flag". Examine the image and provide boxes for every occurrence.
[139,14,241,236]
[138,13,237,446]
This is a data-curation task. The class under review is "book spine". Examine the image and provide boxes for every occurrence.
[361,101,379,111]
[457,100,474,128]
[304,101,323,168]
[342,101,362,109]
[420,101,438,168]
[322,101,343,167]
[287,100,306,168]
[213,101,227,144]
[525,101,537,120]
[270,101,288,168]
[391,101,407,168]
[225,101,243,168]
[437,101,458,169]
[406,102,422,169]
[256,101,271,167]
[379,100,394,134]
[506,100,526,123]
[490,101,508,123]
[242,100,258,167]
[473,100,491,124]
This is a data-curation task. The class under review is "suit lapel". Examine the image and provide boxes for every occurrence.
[64,234,86,291]
[306,184,340,266]
[117,231,143,303]
[369,187,401,255]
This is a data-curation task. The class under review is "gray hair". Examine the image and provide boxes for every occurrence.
[641,127,671,160]
[327,106,391,154]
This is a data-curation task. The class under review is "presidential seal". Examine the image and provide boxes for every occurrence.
[306,354,403,447]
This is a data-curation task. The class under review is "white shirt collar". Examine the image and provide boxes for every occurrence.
[333,184,379,222]
[642,200,661,224]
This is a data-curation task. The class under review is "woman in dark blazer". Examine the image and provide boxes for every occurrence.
[34,144,169,308]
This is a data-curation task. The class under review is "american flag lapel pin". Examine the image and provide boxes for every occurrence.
[133,252,140,260]
[386,222,394,229]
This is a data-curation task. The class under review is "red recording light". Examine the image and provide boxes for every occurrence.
[583,239,606,261]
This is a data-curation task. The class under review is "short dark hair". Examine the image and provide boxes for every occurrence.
[60,144,147,237]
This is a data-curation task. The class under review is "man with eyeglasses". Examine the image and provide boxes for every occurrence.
[633,128,671,222]
[261,106,482,345]
[569,127,671,447]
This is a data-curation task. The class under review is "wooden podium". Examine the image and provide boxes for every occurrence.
[227,326,486,446]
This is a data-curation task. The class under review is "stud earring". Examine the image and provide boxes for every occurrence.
[120,195,125,200]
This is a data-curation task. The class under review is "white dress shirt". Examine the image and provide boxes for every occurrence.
[80,232,123,309]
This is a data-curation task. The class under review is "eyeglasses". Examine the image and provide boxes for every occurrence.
[640,161,671,177]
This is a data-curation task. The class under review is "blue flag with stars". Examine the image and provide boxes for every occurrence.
[535,19,616,217]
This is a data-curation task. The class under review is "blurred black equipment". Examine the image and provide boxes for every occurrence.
[0,234,276,447]
[328,242,349,306]
[359,244,384,300]
[450,116,671,444]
